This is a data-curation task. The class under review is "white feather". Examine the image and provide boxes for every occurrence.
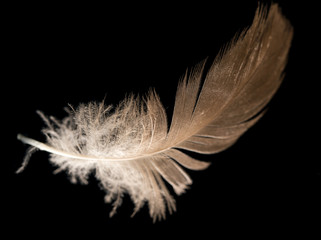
[17,4,293,221]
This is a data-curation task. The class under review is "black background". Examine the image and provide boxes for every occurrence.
[4,0,320,238]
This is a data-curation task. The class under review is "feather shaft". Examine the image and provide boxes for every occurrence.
[17,133,174,162]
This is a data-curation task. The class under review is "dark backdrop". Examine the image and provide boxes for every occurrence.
[4,0,319,238]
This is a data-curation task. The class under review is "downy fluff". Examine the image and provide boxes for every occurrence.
[17,4,293,221]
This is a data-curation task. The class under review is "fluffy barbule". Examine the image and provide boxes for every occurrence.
[42,93,182,220]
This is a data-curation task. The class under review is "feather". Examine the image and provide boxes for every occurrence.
[17,4,293,221]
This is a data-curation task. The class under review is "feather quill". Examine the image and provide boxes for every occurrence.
[17,4,293,221]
